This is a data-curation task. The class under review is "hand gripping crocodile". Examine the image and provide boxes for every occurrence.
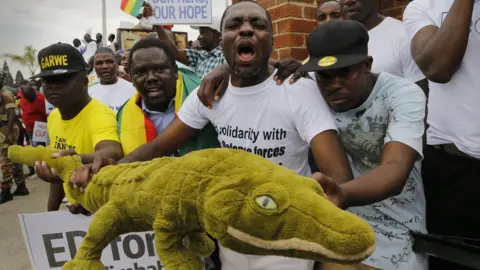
[8,146,375,270]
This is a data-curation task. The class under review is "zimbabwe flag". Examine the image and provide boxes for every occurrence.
[120,0,145,17]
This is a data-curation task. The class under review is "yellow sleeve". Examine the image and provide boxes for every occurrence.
[88,104,120,148]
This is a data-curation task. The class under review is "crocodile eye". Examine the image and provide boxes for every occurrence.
[255,195,277,210]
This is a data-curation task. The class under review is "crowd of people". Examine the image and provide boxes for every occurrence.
[0,0,478,269]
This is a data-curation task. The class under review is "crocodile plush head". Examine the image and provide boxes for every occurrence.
[202,153,375,264]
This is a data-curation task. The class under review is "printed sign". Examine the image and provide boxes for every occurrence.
[117,29,189,50]
[149,0,212,25]
[32,121,48,143]
[19,211,163,270]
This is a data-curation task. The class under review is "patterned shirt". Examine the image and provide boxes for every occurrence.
[336,73,427,270]
[184,46,226,78]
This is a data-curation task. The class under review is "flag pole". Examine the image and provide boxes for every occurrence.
[102,0,107,40]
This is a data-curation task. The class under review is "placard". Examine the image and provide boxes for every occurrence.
[117,29,189,50]
[19,211,163,270]
[149,0,213,25]
[32,121,48,143]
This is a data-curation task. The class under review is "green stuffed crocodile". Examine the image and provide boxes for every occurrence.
[8,145,375,270]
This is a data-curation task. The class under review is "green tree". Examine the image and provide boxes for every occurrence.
[2,60,14,88]
[15,70,25,85]
[3,46,38,77]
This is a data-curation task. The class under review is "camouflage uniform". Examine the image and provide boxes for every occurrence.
[0,88,25,189]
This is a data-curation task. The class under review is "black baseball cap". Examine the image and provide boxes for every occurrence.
[299,20,369,72]
[33,43,87,78]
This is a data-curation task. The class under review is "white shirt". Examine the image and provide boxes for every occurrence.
[178,72,337,177]
[369,17,425,82]
[178,72,336,268]
[83,41,98,62]
[88,78,136,113]
[337,73,427,270]
[403,0,480,158]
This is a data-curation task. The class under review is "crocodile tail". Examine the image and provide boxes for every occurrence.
[8,145,83,184]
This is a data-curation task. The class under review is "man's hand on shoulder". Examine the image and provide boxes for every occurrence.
[198,58,311,108]
[273,58,310,85]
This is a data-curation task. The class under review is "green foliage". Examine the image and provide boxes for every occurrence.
[2,60,14,87]
[3,46,38,77]
[15,70,25,85]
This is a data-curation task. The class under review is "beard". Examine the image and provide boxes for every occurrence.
[232,65,261,79]
[231,56,269,79]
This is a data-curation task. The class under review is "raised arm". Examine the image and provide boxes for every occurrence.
[404,0,474,83]
[153,26,191,66]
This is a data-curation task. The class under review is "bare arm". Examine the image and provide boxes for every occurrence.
[410,0,474,83]
[119,117,198,163]
[154,26,190,65]
[6,108,16,135]
[340,142,418,208]
[79,140,123,164]
[310,130,353,184]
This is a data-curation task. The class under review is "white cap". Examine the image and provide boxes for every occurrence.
[190,16,221,33]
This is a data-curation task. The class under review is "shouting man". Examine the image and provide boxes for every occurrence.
[69,1,353,269]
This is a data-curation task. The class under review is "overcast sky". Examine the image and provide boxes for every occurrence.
[0,0,231,78]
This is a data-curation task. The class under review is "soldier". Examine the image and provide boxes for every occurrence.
[0,71,28,204]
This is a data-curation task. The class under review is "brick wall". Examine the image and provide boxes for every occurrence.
[231,0,410,60]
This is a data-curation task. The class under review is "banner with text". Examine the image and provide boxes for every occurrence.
[149,0,212,25]
[32,121,48,143]
[19,211,163,270]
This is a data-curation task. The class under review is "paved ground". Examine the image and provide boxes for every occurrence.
[0,172,64,270]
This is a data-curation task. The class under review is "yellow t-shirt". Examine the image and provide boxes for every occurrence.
[47,98,120,203]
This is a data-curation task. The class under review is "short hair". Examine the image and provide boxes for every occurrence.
[73,38,81,47]
[108,34,115,40]
[220,0,273,32]
[128,39,176,71]
[94,47,116,58]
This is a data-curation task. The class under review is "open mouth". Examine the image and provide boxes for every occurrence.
[237,43,256,63]
[226,226,375,262]
[146,86,164,98]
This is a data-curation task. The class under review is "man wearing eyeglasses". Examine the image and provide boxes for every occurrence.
[300,20,428,270]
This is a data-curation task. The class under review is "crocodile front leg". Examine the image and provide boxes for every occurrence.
[63,200,132,270]
[154,217,204,270]
[186,232,215,257]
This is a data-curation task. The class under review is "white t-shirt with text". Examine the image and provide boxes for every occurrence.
[369,17,425,82]
[403,0,480,158]
[88,78,136,113]
[178,72,337,269]
[178,73,337,177]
